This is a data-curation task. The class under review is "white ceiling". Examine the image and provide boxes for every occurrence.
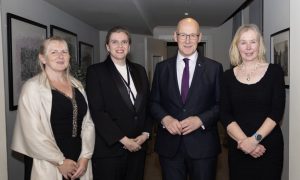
[43,0,249,34]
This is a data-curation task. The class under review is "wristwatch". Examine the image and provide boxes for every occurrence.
[253,133,263,142]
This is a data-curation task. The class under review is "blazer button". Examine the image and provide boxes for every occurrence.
[134,116,139,120]
[182,109,186,112]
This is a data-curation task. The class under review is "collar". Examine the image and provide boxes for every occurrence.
[177,51,198,64]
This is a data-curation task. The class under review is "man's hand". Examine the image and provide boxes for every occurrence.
[162,115,182,135]
[180,116,202,135]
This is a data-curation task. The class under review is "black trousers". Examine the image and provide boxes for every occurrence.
[159,142,217,180]
[92,150,146,180]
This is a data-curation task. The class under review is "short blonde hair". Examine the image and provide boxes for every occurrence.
[38,36,71,80]
[229,24,266,66]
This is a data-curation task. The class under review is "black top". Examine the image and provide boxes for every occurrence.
[221,64,285,136]
[220,64,286,179]
[51,88,87,161]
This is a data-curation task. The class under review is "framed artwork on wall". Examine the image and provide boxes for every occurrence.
[50,25,79,77]
[270,28,290,88]
[7,13,47,110]
[79,41,94,85]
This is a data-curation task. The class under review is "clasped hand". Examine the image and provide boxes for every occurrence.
[238,137,266,158]
[162,115,202,135]
[58,158,89,180]
[120,134,148,152]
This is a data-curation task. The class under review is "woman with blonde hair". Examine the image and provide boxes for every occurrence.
[220,24,285,180]
[11,36,95,180]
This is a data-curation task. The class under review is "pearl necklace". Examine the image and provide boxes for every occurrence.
[238,63,259,81]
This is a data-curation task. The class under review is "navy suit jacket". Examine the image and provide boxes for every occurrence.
[150,54,223,158]
[86,57,151,158]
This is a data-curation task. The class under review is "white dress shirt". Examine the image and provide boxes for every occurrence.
[115,63,137,104]
[176,51,198,93]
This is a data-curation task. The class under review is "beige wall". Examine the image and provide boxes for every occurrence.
[0,1,8,179]
[289,0,300,179]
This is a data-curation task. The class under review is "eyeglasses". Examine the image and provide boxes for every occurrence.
[177,33,200,41]
[110,40,129,46]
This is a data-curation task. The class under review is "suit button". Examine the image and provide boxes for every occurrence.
[182,109,186,112]
[134,116,138,120]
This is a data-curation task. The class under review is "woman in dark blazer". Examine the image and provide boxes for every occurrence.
[86,26,151,180]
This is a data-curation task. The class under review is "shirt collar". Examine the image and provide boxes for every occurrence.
[177,51,198,64]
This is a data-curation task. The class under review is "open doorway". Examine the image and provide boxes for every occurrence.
[167,42,206,58]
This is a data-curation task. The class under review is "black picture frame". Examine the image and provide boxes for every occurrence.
[7,13,47,110]
[78,41,94,85]
[270,28,290,88]
[50,25,78,76]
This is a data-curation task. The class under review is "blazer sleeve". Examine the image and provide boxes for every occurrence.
[86,65,125,146]
[150,63,169,122]
[11,80,65,166]
[198,63,223,129]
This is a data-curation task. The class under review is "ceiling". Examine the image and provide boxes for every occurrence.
[43,0,249,35]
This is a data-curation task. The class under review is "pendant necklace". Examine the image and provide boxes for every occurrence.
[240,63,259,82]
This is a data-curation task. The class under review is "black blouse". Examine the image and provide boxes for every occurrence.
[51,87,87,161]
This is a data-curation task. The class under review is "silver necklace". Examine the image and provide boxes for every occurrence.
[239,63,259,81]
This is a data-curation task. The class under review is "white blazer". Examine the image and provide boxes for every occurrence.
[11,72,95,180]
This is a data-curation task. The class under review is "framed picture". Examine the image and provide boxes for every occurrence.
[50,25,78,76]
[79,41,94,85]
[7,13,47,110]
[270,28,290,88]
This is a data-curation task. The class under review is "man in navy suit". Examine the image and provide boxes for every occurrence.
[150,18,223,180]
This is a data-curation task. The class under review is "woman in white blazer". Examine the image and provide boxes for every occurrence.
[11,36,95,180]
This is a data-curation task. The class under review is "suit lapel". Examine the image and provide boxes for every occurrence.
[129,62,143,112]
[169,57,183,106]
[185,56,205,104]
[106,58,135,112]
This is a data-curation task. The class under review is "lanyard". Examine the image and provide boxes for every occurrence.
[118,64,136,103]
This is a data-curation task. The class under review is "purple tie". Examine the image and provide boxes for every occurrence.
[181,58,189,103]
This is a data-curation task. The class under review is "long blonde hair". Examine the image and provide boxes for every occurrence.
[229,24,267,66]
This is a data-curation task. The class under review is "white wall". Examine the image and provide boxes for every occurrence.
[1,0,100,179]
[145,37,167,83]
[0,1,8,179]
[289,0,300,179]
[263,0,290,179]
[153,19,233,70]
[99,31,108,62]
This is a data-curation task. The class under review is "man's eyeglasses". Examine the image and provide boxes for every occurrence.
[177,33,200,41]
